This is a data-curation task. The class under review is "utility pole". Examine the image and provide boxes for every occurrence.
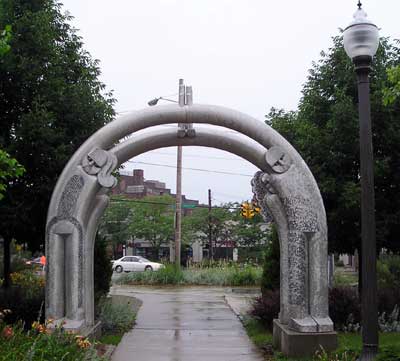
[208,189,213,260]
[148,79,193,267]
[174,79,185,268]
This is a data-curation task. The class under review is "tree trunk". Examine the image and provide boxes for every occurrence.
[3,236,11,288]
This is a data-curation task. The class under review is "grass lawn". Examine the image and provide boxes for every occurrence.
[98,333,123,346]
[244,318,400,360]
[334,268,358,287]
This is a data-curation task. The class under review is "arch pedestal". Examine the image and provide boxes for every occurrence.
[46,104,336,355]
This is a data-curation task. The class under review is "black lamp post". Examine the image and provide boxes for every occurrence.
[343,2,380,360]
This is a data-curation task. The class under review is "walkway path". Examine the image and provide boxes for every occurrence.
[110,286,264,361]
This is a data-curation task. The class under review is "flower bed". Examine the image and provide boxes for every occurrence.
[0,313,104,361]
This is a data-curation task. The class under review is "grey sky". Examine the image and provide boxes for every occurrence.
[62,0,400,204]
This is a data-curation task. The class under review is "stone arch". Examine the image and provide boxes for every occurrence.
[46,103,334,339]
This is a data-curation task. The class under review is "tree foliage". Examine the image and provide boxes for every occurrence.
[383,65,400,105]
[266,35,400,254]
[128,195,175,256]
[0,149,24,200]
[0,24,11,56]
[182,203,268,249]
[0,0,115,251]
[98,196,132,259]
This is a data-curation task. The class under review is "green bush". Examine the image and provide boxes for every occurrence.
[115,264,262,286]
[376,344,400,361]
[261,224,280,294]
[0,284,44,328]
[94,234,113,303]
[116,264,184,285]
[228,266,260,286]
[378,254,400,289]
[99,298,136,334]
[250,289,280,330]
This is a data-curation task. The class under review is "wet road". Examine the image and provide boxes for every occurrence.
[110,286,264,361]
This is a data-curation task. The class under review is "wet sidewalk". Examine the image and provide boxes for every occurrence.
[110,286,263,361]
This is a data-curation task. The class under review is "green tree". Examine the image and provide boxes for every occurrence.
[128,195,175,260]
[98,196,132,260]
[234,211,268,248]
[0,0,115,287]
[182,205,235,251]
[0,149,24,200]
[267,35,400,255]
[383,65,400,105]
[0,24,11,55]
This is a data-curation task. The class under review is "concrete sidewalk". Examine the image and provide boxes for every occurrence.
[110,286,263,361]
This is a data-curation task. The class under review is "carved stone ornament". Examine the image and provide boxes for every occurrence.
[82,148,117,188]
[265,146,292,174]
[261,173,277,195]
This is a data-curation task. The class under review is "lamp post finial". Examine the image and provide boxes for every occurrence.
[358,0,362,9]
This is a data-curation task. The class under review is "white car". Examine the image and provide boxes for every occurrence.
[112,256,164,273]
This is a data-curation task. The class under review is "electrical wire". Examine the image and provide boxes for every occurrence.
[125,160,254,177]
[110,197,241,210]
[140,150,247,162]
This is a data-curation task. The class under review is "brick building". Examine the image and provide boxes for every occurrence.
[113,169,199,213]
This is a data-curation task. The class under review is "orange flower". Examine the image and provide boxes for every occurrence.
[32,321,47,334]
[2,326,13,339]
[75,335,91,349]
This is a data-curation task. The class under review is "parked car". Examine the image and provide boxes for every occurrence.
[112,256,164,273]
[25,257,42,266]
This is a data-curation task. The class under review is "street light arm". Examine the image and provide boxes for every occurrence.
[148,97,178,106]
[159,97,178,103]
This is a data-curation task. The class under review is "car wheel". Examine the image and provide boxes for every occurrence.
[115,265,123,273]
[145,266,153,271]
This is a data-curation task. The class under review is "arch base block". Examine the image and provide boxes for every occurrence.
[273,320,337,358]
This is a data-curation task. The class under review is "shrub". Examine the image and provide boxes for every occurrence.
[378,254,400,289]
[228,266,260,286]
[376,344,400,361]
[99,298,136,334]
[249,289,280,330]
[10,270,45,297]
[115,264,262,286]
[0,285,44,328]
[378,287,400,316]
[249,285,400,333]
[378,305,400,332]
[329,287,361,330]
[261,224,280,294]
[94,234,113,303]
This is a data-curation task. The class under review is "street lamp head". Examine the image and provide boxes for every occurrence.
[148,98,160,106]
[343,3,379,62]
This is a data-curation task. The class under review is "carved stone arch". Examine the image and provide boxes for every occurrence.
[46,104,335,349]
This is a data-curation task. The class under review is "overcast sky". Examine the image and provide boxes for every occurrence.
[61,0,400,205]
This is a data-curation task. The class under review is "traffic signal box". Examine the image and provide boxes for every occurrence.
[240,201,261,219]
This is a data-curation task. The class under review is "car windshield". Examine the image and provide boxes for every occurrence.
[138,256,150,262]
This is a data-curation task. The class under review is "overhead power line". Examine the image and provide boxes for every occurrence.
[110,197,241,210]
[140,150,247,162]
[126,160,253,177]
